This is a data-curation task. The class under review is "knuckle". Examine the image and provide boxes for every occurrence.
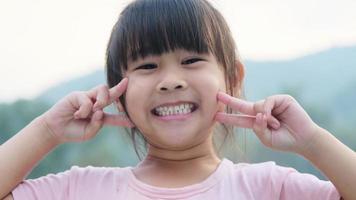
[69,91,82,97]
[100,84,109,90]
[90,84,108,96]
[98,84,109,92]
[284,95,296,104]
[84,99,94,107]
[95,84,109,92]
[253,100,263,112]
[253,103,258,112]
[94,84,105,90]
[97,85,110,98]
[283,94,294,100]
[79,95,93,107]
[266,96,273,103]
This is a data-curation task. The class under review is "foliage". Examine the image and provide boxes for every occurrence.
[1,46,355,180]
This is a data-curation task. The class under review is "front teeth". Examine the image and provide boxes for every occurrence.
[155,104,194,116]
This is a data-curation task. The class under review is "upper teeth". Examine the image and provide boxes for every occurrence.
[155,103,194,116]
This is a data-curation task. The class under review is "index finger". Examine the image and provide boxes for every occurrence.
[108,77,129,103]
[217,92,255,115]
[103,113,135,128]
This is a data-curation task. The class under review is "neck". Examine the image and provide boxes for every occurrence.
[133,135,222,187]
[142,134,220,166]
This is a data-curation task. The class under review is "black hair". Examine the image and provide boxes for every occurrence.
[106,0,244,159]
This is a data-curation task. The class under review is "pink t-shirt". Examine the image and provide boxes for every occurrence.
[12,159,341,199]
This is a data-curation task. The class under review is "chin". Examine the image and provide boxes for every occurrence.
[148,128,212,151]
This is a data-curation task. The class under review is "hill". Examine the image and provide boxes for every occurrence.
[37,46,356,127]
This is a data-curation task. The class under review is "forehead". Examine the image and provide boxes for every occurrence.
[112,0,217,67]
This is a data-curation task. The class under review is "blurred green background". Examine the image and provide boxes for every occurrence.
[1,45,355,180]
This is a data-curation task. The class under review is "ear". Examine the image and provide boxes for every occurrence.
[234,60,245,93]
[114,99,125,113]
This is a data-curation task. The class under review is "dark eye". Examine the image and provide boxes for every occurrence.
[182,58,204,65]
[135,63,157,70]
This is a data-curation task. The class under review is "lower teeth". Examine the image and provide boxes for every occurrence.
[157,109,192,116]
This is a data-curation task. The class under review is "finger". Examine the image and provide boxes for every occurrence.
[217,92,255,115]
[92,85,110,112]
[103,113,135,128]
[264,97,280,129]
[253,113,272,147]
[214,112,256,128]
[267,116,280,130]
[252,100,265,113]
[73,93,94,119]
[82,110,104,141]
[109,77,129,102]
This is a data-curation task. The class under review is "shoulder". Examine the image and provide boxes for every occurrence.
[232,160,278,170]
[227,160,327,187]
[218,160,294,198]
[67,165,131,186]
[223,159,340,199]
[12,165,132,200]
[68,165,120,177]
[222,159,292,185]
[228,160,297,178]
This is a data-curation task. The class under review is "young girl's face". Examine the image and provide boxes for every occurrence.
[124,49,226,150]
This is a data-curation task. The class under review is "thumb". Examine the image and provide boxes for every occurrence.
[82,110,104,141]
[253,113,273,148]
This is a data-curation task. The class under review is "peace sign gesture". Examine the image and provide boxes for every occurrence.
[214,92,319,154]
[42,78,134,144]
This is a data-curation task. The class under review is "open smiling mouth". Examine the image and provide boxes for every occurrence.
[151,102,199,117]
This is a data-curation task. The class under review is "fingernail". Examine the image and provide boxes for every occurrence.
[74,113,80,119]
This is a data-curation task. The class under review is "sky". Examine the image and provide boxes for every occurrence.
[0,0,356,102]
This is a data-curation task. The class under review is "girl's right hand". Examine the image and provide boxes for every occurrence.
[41,78,134,144]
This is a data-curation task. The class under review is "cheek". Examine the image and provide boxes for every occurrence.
[198,70,225,114]
[125,76,149,120]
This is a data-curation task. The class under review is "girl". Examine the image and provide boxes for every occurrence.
[0,0,354,199]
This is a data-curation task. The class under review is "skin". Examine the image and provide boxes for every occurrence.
[125,50,225,150]
[0,80,133,199]
[124,50,225,187]
[0,49,354,199]
[215,93,356,199]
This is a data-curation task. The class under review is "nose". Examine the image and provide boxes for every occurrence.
[156,77,188,92]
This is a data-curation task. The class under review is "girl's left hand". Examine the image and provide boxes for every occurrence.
[214,92,321,155]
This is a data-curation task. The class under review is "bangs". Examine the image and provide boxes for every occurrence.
[107,0,238,94]
[108,0,216,71]
[105,0,242,160]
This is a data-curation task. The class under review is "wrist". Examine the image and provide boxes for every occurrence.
[299,125,330,160]
[35,114,62,146]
